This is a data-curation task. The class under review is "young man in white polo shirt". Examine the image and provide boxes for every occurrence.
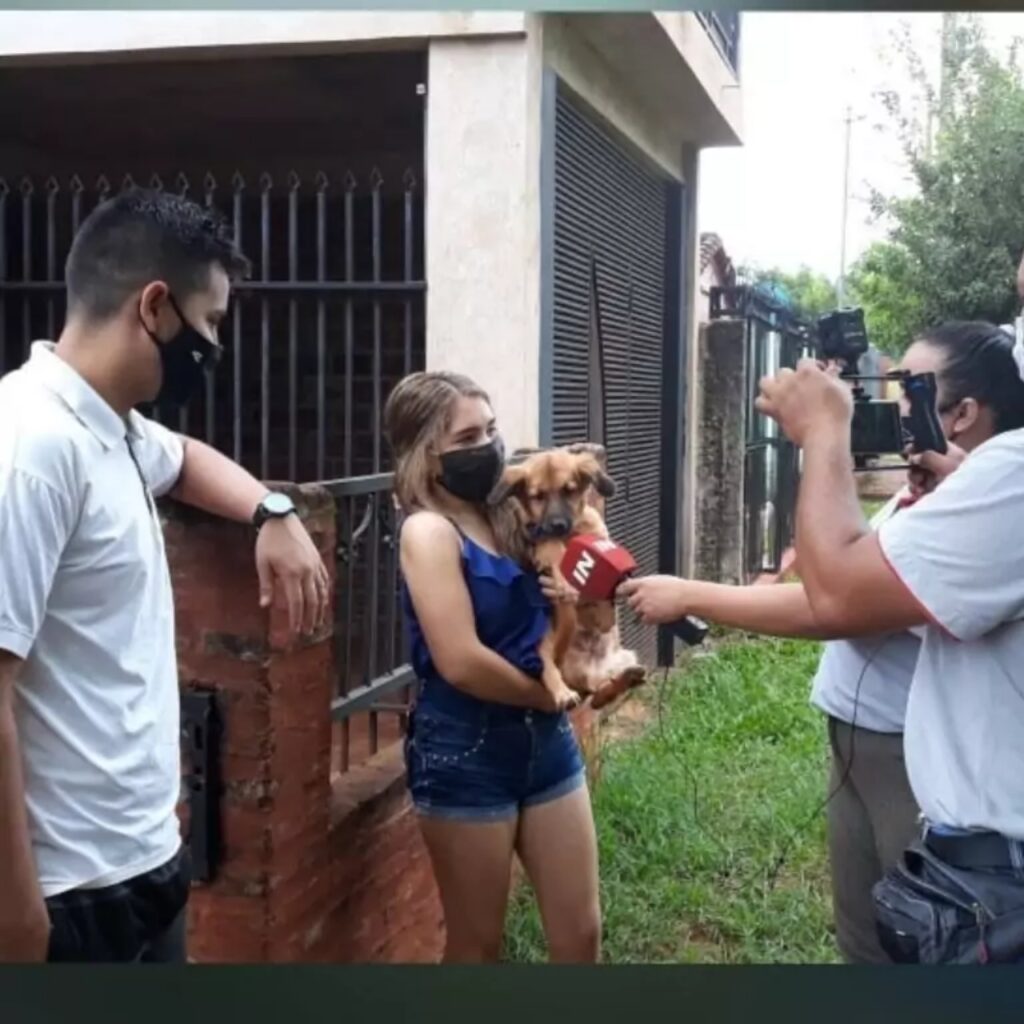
[756,344,1024,964]
[0,190,330,963]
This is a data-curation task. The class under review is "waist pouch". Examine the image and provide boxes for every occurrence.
[872,838,1024,964]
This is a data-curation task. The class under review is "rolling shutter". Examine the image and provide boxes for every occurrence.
[549,86,670,663]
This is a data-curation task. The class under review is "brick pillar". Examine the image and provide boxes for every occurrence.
[693,318,748,584]
[163,483,336,962]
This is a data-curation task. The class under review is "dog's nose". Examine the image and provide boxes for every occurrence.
[546,517,572,538]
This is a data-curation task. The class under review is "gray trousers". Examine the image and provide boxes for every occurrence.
[825,717,920,965]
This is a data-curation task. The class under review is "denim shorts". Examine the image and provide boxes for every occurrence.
[405,700,586,821]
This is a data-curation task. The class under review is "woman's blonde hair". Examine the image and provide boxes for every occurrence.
[384,371,528,563]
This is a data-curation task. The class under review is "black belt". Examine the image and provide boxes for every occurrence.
[925,829,1022,871]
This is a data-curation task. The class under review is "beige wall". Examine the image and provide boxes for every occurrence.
[542,16,685,181]
[654,13,742,142]
[0,11,527,63]
[424,30,545,452]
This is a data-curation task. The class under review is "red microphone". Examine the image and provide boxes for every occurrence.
[560,534,637,601]
[559,535,707,646]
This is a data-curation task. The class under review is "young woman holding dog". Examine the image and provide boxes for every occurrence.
[621,321,1024,964]
[384,370,600,964]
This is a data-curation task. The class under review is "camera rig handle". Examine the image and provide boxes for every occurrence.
[900,371,947,455]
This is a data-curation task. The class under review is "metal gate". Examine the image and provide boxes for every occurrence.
[0,167,426,772]
[543,79,683,666]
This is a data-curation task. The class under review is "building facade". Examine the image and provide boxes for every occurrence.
[1,8,742,668]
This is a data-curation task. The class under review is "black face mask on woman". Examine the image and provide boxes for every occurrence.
[437,436,506,503]
[139,294,221,408]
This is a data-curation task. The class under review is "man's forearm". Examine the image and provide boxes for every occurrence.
[796,425,870,617]
[0,699,49,961]
[170,438,269,524]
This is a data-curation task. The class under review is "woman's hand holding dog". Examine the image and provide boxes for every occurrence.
[539,571,579,606]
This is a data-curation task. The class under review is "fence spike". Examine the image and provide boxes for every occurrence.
[370,167,384,190]
[259,173,274,195]
[0,178,8,198]
[287,171,301,192]
[315,171,330,193]
[402,168,418,191]
[95,174,111,198]
[19,177,35,198]
[69,174,84,195]
[231,171,246,193]
[175,172,190,196]
[121,172,136,192]
[343,170,358,192]
[149,172,165,192]
[45,176,60,197]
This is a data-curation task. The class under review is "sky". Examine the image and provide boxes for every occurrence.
[697,12,1024,281]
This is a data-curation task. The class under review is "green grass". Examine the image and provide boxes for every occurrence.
[861,498,886,520]
[503,637,840,964]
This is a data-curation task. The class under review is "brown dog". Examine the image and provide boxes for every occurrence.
[491,445,645,711]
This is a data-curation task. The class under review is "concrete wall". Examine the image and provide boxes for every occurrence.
[0,12,527,64]
[654,13,742,142]
[692,318,748,585]
[542,16,685,181]
[424,29,544,451]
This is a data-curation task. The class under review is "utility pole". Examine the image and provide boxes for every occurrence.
[837,105,853,308]
[938,12,956,133]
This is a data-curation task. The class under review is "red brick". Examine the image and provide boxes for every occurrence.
[169,490,446,963]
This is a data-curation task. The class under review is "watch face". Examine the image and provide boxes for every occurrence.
[264,493,294,516]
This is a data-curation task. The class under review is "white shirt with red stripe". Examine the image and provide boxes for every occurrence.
[878,429,1024,839]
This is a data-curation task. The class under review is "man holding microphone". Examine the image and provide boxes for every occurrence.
[627,341,1024,963]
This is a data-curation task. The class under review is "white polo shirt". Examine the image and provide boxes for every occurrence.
[810,491,921,734]
[0,343,185,896]
[878,429,1024,839]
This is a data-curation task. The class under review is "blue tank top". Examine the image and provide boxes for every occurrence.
[401,520,552,718]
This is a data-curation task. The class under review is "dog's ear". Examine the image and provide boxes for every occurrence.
[575,453,616,498]
[488,465,528,506]
[566,442,608,470]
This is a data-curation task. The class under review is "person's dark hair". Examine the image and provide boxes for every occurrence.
[65,188,250,322]
[918,320,1024,433]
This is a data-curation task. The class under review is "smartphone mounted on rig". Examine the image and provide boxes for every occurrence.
[816,307,947,464]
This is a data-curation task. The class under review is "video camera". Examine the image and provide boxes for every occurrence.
[816,307,947,462]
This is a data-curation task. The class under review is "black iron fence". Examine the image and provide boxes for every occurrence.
[710,286,810,578]
[696,11,741,76]
[0,169,425,773]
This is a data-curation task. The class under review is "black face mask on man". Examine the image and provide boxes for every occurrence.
[436,436,506,503]
[139,294,221,408]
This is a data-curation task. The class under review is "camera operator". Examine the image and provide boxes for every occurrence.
[744,318,1024,963]
[622,322,1024,963]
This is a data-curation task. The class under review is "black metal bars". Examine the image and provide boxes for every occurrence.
[1,169,425,773]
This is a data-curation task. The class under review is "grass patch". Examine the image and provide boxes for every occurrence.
[861,498,886,520]
[503,637,839,964]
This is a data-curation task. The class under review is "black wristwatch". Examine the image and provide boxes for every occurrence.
[252,492,296,529]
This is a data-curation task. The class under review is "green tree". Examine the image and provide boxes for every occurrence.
[845,242,924,356]
[738,264,838,321]
[860,15,1024,353]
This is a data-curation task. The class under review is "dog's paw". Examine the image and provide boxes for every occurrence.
[552,683,582,711]
[589,667,646,711]
[618,666,646,690]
